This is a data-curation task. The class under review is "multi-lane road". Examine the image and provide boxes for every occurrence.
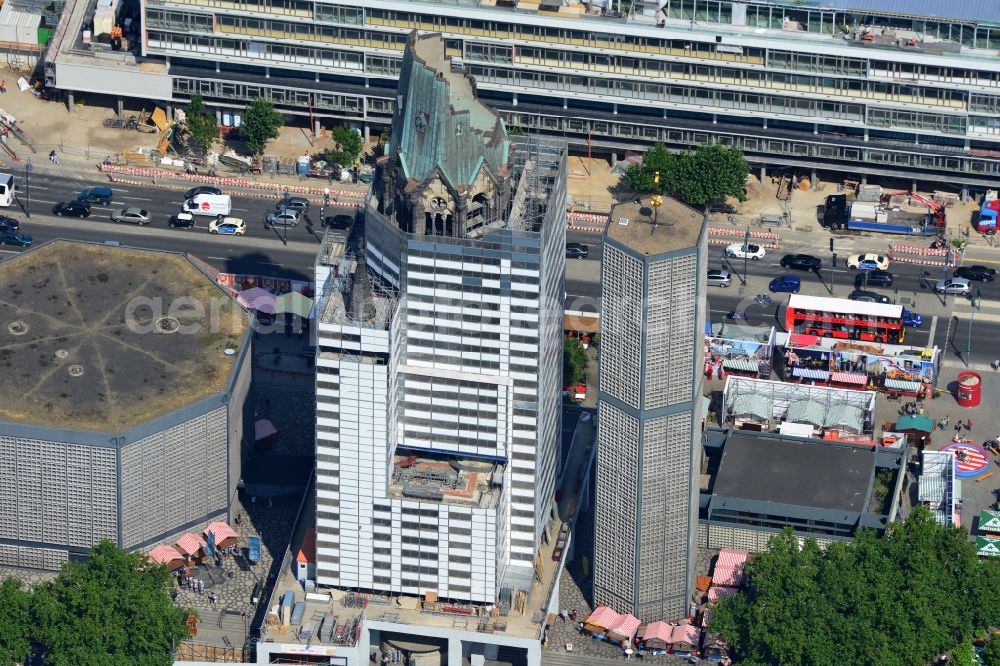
[6,168,1000,367]
[566,230,1000,368]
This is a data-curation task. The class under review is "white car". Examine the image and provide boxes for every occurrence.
[847,253,890,271]
[725,243,765,260]
[209,217,246,235]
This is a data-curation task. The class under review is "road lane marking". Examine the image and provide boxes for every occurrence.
[207,256,229,261]
[120,195,149,201]
[927,315,938,343]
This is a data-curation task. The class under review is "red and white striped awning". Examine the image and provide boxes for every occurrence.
[830,371,867,386]
[254,418,278,441]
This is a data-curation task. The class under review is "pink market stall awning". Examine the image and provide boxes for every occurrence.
[670,622,702,646]
[175,533,206,557]
[204,521,239,547]
[147,544,185,568]
[584,605,621,630]
[708,586,740,603]
[237,287,276,314]
[641,620,673,643]
[255,418,278,442]
[608,614,641,641]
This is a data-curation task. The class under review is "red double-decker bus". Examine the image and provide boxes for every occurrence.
[785,294,905,344]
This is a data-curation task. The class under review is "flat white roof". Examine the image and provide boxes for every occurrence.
[787,294,903,318]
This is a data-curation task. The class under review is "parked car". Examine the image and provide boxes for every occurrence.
[707,269,732,288]
[954,265,997,282]
[854,270,894,288]
[185,185,222,200]
[276,196,310,213]
[266,209,301,227]
[780,254,822,272]
[209,217,246,235]
[53,201,91,218]
[934,277,972,295]
[0,215,19,232]
[0,230,31,246]
[566,242,589,259]
[78,186,113,205]
[725,243,765,260]
[111,208,151,225]
[168,212,196,228]
[769,275,801,293]
[849,289,893,304]
[902,309,924,327]
[323,214,354,230]
[847,253,890,270]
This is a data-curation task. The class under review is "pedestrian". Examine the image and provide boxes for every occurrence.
[1,80,7,93]
[560,609,568,623]
[571,609,578,622]
[968,419,974,431]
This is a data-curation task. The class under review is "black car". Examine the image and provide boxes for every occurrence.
[849,289,893,304]
[854,269,894,288]
[0,215,19,233]
[780,254,822,272]
[53,201,92,218]
[185,185,222,200]
[168,212,196,228]
[566,242,589,259]
[954,265,997,282]
[323,214,354,230]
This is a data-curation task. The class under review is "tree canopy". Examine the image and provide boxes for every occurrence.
[712,508,1000,666]
[241,98,284,156]
[30,540,188,666]
[326,125,364,166]
[563,337,588,387]
[623,142,749,207]
[184,94,218,154]
[0,578,32,665]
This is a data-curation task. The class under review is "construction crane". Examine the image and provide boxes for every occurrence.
[910,192,947,228]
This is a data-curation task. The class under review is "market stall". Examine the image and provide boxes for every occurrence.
[639,621,672,655]
[670,621,702,658]
[147,544,186,571]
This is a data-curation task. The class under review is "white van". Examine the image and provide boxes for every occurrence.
[184,193,232,217]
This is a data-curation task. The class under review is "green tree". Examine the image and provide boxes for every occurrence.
[327,125,364,166]
[952,641,978,666]
[622,142,748,207]
[240,98,284,156]
[713,508,1000,666]
[0,578,32,665]
[184,94,218,154]
[32,540,188,666]
[563,337,588,387]
[623,143,673,193]
[671,143,750,206]
[983,637,1000,666]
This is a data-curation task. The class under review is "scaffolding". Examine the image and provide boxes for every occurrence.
[500,135,565,233]
[919,450,959,527]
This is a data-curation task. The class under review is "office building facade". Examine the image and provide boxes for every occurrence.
[312,33,566,603]
[44,0,1000,186]
[594,197,706,621]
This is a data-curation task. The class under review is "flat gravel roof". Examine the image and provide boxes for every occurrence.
[0,241,248,431]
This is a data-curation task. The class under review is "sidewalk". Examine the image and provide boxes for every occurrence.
[0,66,372,198]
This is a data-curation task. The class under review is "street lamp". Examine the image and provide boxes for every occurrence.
[742,226,750,289]
[23,159,31,218]
[967,310,974,368]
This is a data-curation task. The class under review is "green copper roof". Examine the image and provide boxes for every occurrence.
[389,33,510,191]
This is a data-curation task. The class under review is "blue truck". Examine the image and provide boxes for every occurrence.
[846,202,937,235]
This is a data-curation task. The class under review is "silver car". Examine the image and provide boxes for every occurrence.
[933,277,971,295]
[266,209,301,227]
[707,269,732,288]
[277,196,310,213]
[111,207,151,225]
